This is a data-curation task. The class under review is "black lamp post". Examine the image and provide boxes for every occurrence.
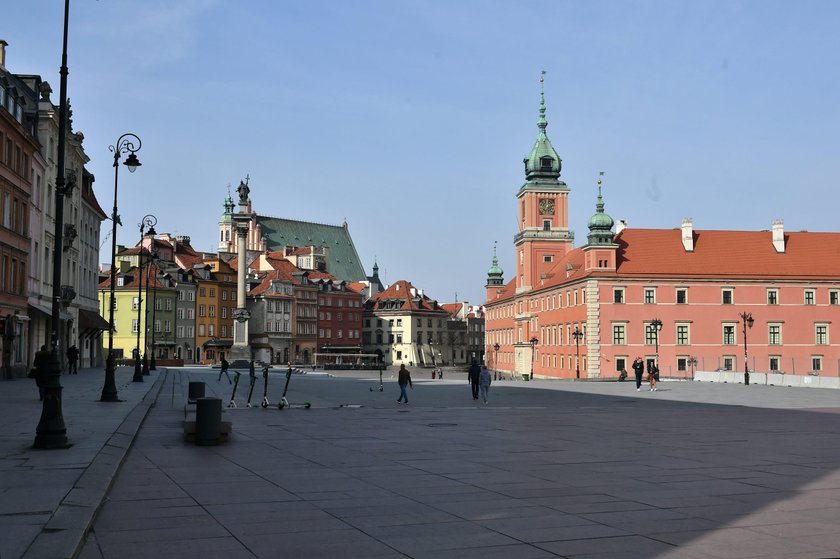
[34,0,71,449]
[102,133,141,402]
[493,342,500,380]
[149,254,159,371]
[572,326,583,379]
[687,356,698,380]
[529,337,538,381]
[141,246,153,376]
[651,318,663,373]
[133,214,156,381]
[739,311,754,385]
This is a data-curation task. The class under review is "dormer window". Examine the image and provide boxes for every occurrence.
[540,156,553,170]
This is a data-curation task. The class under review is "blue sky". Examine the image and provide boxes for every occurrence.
[6,1,840,305]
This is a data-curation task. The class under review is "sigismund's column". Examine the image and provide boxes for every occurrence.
[229,179,253,367]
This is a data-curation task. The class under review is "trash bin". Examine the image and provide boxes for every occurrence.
[195,397,222,446]
[188,381,206,403]
[522,374,530,381]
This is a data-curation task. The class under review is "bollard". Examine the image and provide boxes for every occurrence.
[188,381,206,403]
[432,370,436,379]
[195,397,222,446]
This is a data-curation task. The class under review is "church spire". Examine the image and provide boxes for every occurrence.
[486,241,504,288]
[587,172,616,246]
[523,70,562,181]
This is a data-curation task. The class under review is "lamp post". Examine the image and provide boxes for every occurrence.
[149,258,159,371]
[133,215,156,381]
[34,0,72,449]
[739,311,754,385]
[529,337,538,381]
[651,318,663,375]
[102,133,141,402]
[141,248,153,376]
[572,326,583,379]
[493,342,500,381]
[687,356,698,380]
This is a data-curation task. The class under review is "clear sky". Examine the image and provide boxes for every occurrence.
[6,1,840,306]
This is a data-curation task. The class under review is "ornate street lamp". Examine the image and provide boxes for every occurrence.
[651,318,663,375]
[133,215,156,381]
[102,133,141,402]
[493,342,500,380]
[572,326,583,379]
[34,0,72,449]
[687,356,698,380]
[529,337,538,381]
[739,311,754,385]
[149,257,160,371]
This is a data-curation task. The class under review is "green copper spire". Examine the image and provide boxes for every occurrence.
[219,185,235,224]
[523,70,562,181]
[587,172,616,245]
[486,241,504,287]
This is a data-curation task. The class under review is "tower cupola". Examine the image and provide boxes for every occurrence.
[523,71,562,180]
[486,242,505,288]
[586,174,615,246]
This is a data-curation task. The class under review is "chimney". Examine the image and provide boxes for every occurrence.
[0,40,7,69]
[681,218,694,252]
[410,287,417,297]
[772,219,785,253]
[616,219,627,234]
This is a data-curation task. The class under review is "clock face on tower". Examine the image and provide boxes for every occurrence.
[539,198,555,215]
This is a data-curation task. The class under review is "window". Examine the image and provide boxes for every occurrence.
[769,324,781,345]
[209,288,216,297]
[222,291,227,301]
[644,289,655,304]
[769,356,780,372]
[396,333,402,343]
[396,319,402,326]
[209,324,215,336]
[723,325,735,345]
[199,287,206,297]
[613,288,624,304]
[540,156,553,170]
[722,289,733,305]
[676,289,687,304]
[767,289,778,305]
[723,357,734,371]
[612,324,626,345]
[117,277,124,287]
[132,319,139,333]
[831,291,839,305]
[812,356,823,372]
[816,324,828,345]
[616,357,626,372]
[676,324,689,345]
[543,220,551,231]
[804,289,815,305]
[209,305,216,317]
[199,324,205,336]
[677,358,687,372]
[132,297,140,310]
[198,305,206,317]
[543,254,553,262]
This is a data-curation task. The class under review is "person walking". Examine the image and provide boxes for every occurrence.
[66,345,79,374]
[648,360,658,391]
[32,345,49,401]
[468,360,481,400]
[478,365,492,404]
[396,363,413,404]
[632,357,645,392]
[218,356,232,384]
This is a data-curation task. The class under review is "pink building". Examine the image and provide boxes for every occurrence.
[485,84,840,380]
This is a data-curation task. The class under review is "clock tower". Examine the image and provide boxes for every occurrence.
[514,73,573,293]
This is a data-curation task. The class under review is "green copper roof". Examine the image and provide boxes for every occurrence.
[218,192,235,224]
[523,71,562,181]
[487,243,503,277]
[587,178,615,245]
[256,216,367,282]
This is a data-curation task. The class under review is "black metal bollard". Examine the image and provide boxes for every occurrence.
[195,397,222,446]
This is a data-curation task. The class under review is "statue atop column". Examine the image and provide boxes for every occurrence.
[236,176,250,205]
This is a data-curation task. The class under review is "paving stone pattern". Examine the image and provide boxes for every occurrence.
[75,370,840,559]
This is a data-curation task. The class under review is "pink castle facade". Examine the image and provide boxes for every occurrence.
[485,85,840,381]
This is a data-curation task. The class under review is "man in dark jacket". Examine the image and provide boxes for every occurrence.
[396,363,413,404]
[632,357,645,392]
[468,360,481,400]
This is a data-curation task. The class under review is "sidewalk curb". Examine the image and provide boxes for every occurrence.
[22,371,167,559]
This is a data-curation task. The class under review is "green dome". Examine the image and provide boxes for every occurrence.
[486,243,504,287]
[218,192,235,224]
[587,179,615,245]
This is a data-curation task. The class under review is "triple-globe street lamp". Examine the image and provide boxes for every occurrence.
[493,342,500,381]
[132,215,156,382]
[739,311,754,385]
[529,337,538,381]
[102,133,141,402]
[572,326,583,379]
[651,318,663,378]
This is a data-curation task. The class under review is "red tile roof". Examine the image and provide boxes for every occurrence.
[368,280,446,312]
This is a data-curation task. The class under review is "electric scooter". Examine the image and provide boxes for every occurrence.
[245,362,257,408]
[278,365,311,409]
[369,365,384,392]
[227,371,241,408]
[260,366,270,408]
